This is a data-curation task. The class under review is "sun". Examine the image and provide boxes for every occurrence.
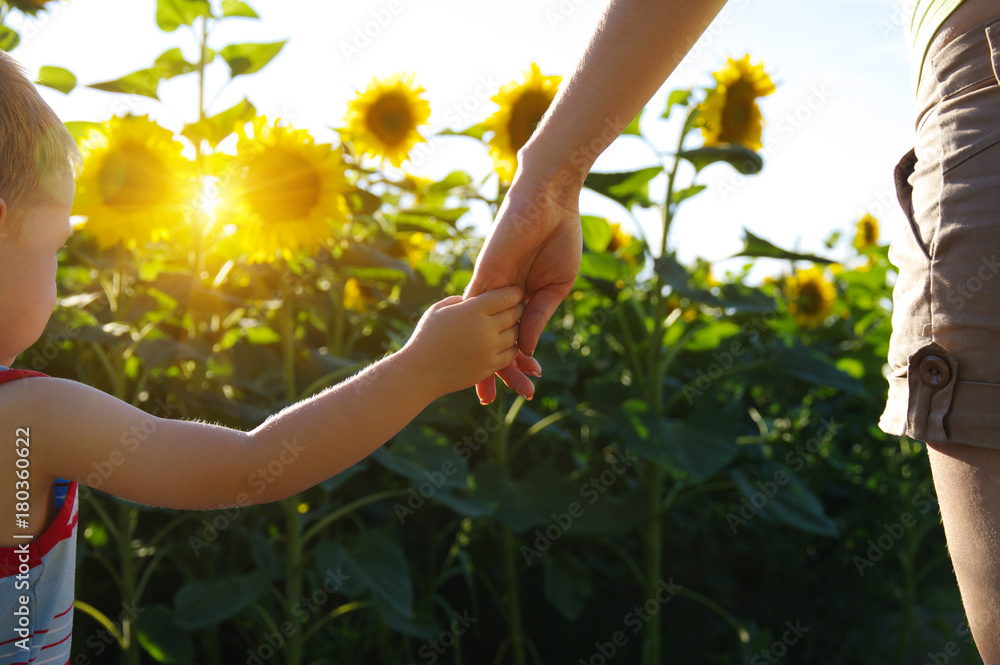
[343,73,431,168]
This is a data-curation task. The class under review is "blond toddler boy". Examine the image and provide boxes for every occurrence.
[0,50,526,662]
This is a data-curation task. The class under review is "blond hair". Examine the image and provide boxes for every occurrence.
[0,50,81,237]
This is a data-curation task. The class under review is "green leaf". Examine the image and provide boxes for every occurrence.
[617,400,738,482]
[653,252,721,306]
[220,40,286,77]
[584,166,663,209]
[221,0,259,18]
[579,252,628,283]
[670,184,706,205]
[678,144,763,175]
[438,122,488,141]
[156,0,212,32]
[622,109,643,136]
[135,605,195,664]
[88,68,162,99]
[580,215,613,252]
[37,66,75,94]
[373,433,469,490]
[344,187,382,216]
[64,121,103,142]
[0,26,20,52]
[544,553,594,622]
[730,464,839,537]
[685,320,742,351]
[771,341,865,394]
[732,228,835,264]
[173,570,271,629]
[661,88,692,120]
[426,170,473,196]
[181,97,255,147]
[153,47,199,79]
[314,531,414,617]
[245,325,281,345]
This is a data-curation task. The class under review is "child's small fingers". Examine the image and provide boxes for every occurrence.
[477,285,525,315]
[492,301,525,330]
[498,324,518,349]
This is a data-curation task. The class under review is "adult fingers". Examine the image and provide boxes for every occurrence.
[497,364,535,400]
[516,284,571,357]
[476,376,497,405]
[515,351,542,377]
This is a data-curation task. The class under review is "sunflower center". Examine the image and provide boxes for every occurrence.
[242,149,321,223]
[797,281,824,316]
[365,92,414,148]
[720,81,757,138]
[508,91,553,153]
[99,144,174,208]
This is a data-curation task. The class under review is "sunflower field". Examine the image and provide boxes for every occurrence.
[3,1,984,664]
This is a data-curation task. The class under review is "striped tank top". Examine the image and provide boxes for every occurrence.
[0,368,78,665]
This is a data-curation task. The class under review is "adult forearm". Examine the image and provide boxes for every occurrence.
[518,0,729,187]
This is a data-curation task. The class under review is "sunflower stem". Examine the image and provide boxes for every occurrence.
[197,16,209,122]
[281,270,297,403]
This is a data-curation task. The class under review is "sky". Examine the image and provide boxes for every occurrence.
[8,0,917,282]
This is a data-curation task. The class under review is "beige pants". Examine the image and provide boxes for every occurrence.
[879,15,1000,446]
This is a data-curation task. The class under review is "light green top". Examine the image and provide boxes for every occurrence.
[908,0,966,92]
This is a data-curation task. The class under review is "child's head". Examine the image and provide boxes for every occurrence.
[0,50,81,365]
[0,50,80,237]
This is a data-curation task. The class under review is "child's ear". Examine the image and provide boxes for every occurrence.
[0,197,7,233]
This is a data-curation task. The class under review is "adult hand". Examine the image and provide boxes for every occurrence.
[464,177,583,405]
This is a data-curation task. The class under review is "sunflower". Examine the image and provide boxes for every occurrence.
[73,115,196,249]
[343,73,431,168]
[605,221,641,266]
[342,277,375,313]
[695,55,775,151]
[786,267,836,328]
[388,232,435,267]
[485,63,561,181]
[853,213,879,250]
[220,117,350,264]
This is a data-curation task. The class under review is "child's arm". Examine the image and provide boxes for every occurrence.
[5,286,524,509]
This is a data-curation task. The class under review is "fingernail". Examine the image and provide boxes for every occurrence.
[480,399,488,405]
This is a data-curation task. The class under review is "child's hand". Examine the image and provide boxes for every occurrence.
[401,285,525,399]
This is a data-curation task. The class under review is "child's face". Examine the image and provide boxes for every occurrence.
[0,172,74,366]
